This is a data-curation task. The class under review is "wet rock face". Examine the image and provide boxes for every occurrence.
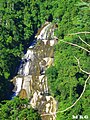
[11,22,58,120]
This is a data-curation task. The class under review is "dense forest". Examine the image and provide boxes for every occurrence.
[0,0,90,120]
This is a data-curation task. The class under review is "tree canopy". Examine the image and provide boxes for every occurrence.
[0,0,90,119]
[0,97,41,120]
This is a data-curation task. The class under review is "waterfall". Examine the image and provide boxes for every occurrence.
[11,22,58,120]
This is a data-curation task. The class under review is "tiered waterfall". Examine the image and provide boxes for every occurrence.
[11,22,58,120]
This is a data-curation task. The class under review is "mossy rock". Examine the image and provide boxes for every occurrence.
[19,89,27,99]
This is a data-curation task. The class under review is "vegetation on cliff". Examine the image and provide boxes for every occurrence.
[0,0,90,119]
[0,97,41,120]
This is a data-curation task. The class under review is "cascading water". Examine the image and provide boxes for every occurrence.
[11,22,58,120]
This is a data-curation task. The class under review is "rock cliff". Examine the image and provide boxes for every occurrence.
[11,22,58,120]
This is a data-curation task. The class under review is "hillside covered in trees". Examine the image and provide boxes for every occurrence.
[0,0,90,120]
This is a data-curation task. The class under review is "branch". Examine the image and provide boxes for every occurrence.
[78,36,90,47]
[56,75,90,113]
[59,39,90,53]
[41,56,90,117]
[74,56,90,75]
[68,32,90,36]
[41,75,90,116]
[41,33,90,117]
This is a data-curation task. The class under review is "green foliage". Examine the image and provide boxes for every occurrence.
[47,38,90,119]
[46,0,90,119]
[0,0,90,119]
[0,0,43,101]
[47,35,90,119]
[0,97,41,120]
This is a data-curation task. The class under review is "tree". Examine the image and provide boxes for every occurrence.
[46,34,90,120]
[0,97,41,120]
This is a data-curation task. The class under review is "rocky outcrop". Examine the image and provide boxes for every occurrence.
[11,22,58,120]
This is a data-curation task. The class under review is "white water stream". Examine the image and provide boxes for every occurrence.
[12,22,58,120]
